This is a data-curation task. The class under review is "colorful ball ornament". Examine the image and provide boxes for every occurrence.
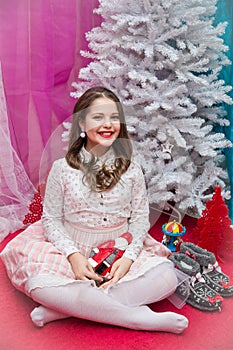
[162,221,186,252]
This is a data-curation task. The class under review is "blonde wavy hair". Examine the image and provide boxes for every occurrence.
[65,86,133,192]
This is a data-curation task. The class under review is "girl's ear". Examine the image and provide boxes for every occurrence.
[79,120,85,131]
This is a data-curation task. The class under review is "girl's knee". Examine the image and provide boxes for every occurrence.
[147,263,178,292]
[164,267,178,291]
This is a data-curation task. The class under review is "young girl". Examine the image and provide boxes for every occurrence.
[1,86,188,333]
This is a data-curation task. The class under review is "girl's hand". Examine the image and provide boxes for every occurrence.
[68,252,102,283]
[100,257,133,289]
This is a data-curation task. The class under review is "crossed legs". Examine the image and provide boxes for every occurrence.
[30,263,188,333]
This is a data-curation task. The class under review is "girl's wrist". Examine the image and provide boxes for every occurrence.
[67,251,81,262]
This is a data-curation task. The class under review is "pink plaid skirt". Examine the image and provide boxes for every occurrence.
[1,220,175,297]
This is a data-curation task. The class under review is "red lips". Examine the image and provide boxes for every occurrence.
[98,131,114,138]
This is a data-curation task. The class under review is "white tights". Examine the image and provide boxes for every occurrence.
[30,263,188,333]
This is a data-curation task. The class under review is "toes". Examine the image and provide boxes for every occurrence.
[30,307,44,328]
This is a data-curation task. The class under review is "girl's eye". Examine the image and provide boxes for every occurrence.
[111,115,120,121]
[93,115,103,120]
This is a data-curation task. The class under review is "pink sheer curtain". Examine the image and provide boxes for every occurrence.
[0,64,36,240]
[0,0,101,240]
[0,0,100,185]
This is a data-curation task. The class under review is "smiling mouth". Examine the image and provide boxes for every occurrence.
[98,131,114,138]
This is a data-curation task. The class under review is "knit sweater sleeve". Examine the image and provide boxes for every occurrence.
[41,160,79,258]
[123,163,150,261]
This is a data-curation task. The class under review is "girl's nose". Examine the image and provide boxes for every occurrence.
[102,117,112,127]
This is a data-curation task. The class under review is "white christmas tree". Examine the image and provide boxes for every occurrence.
[70,0,232,216]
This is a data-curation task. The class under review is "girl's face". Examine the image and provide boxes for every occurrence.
[80,97,121,155]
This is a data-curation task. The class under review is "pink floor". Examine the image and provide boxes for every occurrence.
[0,215,233,350]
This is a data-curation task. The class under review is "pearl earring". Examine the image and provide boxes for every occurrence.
[80,131,86,138]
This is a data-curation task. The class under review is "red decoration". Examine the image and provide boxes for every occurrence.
[219,277,233,288]
[88,232,132,277]
[206,294,223,304]
[191,186,233,260]
[23,186,43,225]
